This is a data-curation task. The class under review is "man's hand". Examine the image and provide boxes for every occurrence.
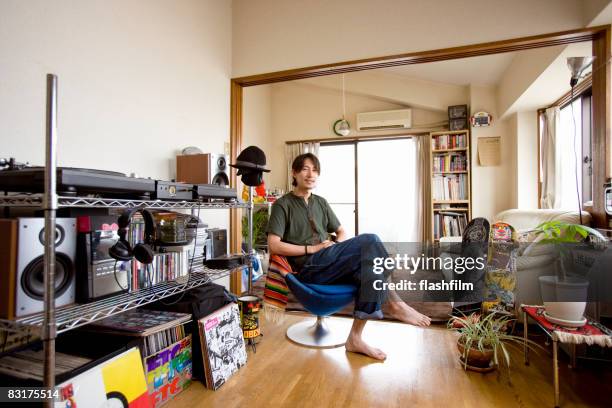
[313,240,334,253]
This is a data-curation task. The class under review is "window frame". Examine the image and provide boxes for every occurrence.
[538,85,593,208]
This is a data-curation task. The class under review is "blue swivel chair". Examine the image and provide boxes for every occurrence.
[284,273,357,348]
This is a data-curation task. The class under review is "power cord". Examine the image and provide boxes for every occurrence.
[112,260,128,291]
[569,85,584,226]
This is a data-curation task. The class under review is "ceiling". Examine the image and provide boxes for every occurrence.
[286,40,595,117]
[380,52,517,87]
[506,41,593,114]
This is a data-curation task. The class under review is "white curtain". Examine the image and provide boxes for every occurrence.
[416,135,432,242]
[285,142,319,192]
[540,107,561,209]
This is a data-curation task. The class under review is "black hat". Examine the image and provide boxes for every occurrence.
[230,146,271,174]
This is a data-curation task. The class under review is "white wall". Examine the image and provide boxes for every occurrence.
[232,0,587,77]
[265,79,451,190]
[243,85,273,188]
[299,71,468,112]
[0,0,234,286]
[0,0,232,181]
[497,46,565,118]
[516,111,539,209]
[469,85,515,221]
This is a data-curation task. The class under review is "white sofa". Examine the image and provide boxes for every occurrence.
[493,209,592,309]
[439,209,592,315]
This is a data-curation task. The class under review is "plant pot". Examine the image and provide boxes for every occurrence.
[457,339,494,369]
[538,275,588,322]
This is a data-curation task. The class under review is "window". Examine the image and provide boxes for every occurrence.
[316,138,418,242]
[316,143,356,239]
[540,89,592,210]
[558,91,592,208]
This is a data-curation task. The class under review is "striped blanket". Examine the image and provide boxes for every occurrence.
[263,255,295,322]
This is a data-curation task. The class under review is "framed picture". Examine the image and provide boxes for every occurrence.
[449,117,468,131]
[448,105,468,119]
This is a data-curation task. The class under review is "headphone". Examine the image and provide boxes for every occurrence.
[109,208,156,265]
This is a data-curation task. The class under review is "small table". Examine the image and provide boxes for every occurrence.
[521,305,612,407]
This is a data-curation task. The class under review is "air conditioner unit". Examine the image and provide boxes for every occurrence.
[357,109,412,131]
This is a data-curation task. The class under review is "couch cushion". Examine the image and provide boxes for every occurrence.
[515,252,556,271]
[494,209,592,232]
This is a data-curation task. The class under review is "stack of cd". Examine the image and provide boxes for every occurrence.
[185,218,208,270]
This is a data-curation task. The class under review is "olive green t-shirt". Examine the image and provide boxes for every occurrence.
[266,192,341,271]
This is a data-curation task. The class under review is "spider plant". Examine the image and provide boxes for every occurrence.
[448,312,543,370]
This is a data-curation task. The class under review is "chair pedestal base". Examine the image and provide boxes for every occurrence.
[286,316,352,348]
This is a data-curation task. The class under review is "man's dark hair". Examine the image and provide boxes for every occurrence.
[291,153,321,187]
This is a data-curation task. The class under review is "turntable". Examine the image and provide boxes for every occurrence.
[0,167,156,199]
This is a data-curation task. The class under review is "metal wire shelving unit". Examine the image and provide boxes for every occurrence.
[0,266,236,338]
[0,195,248,210]
[0,75,251,405]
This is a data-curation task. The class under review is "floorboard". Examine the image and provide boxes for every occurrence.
[168,313,612,407]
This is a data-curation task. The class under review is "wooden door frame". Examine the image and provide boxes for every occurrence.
[229,25,611,294]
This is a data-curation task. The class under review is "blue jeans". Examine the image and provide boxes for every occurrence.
[297,233,390,320]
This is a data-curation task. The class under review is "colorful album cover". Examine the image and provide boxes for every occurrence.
[144,335,192,407]
[56,347,150,408]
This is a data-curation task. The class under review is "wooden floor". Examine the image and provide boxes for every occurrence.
[169,313,611,408]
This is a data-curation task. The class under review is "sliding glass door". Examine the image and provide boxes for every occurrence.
[357,138,418,242]
[317,137,418,242]
[316,143,356,239]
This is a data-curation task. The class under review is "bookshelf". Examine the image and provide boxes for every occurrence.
[430,130,471,241]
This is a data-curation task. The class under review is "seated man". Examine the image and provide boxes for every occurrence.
[267,153,431,361]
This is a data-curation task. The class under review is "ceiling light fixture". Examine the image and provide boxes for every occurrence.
[333,74,351,136]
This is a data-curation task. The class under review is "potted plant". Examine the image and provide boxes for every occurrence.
[241,209,269,251]
[531,221,607,323]
[448,312,542,372]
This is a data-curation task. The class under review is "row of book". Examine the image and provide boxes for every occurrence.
[432,174,468,201]
[132,249,190,290]
[432,133,467,150]
[432,153,467,172]
[434,212,468,239]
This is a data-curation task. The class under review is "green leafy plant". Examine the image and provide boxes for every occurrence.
[532,220,602,245]
[242,209,269,248]
[532,220,607,279]
[448,312,543,370]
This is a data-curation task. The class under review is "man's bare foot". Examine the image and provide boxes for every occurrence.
[345,335,387,361]
[387,302,432,327]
